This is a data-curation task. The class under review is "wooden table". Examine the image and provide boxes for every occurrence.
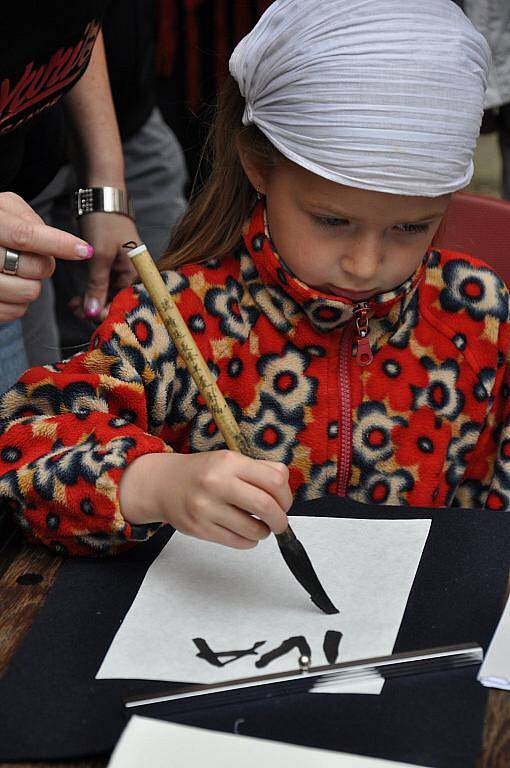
[1,537,509,768]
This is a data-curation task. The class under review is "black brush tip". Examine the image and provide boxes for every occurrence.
[276,526,340,615]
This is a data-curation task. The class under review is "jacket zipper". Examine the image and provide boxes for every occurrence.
[353,301,373,366]
[336,302,373,496]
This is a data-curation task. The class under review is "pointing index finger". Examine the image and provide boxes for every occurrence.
[2,215,93,261]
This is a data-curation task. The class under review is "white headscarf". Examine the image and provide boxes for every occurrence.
[229,0,490,197]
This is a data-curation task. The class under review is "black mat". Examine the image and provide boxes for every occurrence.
[0,498,509,766]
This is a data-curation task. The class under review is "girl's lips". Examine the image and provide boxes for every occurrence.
[325,286,378,300]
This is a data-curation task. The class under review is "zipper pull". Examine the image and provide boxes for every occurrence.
[356,335,373,366]
[353,302,373,366]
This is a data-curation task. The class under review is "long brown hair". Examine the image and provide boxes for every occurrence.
[159,76,278,272]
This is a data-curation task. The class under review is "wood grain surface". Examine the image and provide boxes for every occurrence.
[0,540,509,768]
[0,543,61,676]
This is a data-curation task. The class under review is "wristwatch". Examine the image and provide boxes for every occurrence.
[72,187,135,219]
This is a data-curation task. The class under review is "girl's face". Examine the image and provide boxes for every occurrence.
[257,160,450,300]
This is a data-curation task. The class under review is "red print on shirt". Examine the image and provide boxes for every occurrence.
[0,19,100,135]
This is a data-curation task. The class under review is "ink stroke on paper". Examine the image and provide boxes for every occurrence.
[97,517,431,695]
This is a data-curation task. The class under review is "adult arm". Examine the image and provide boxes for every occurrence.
[62,29,141,319]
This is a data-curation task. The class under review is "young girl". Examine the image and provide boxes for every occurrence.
[0,0,505,556]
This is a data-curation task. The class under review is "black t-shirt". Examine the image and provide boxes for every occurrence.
[0,3,108,200]
[103,0,157,142]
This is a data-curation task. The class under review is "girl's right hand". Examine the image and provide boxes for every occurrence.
[119,451,293,549]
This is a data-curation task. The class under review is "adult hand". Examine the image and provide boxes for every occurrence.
[73,212,140,321]
[0,192,93,323]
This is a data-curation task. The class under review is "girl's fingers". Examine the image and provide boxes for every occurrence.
[264,462,294,511]
[235,460,293,517]
[214,503,271,542]
[224,477,288,534]
[202,522,259,550]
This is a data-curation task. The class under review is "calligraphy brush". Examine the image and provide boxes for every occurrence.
[125,243,339,615]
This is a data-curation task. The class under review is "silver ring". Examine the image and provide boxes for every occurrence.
[2,248,20,276]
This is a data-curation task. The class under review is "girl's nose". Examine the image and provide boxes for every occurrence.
[341,236,383,281]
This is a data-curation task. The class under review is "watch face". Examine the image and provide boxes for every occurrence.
[73,188,95,216]
[72,190,81,217]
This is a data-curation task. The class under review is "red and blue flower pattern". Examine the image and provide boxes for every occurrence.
[1,201,509,555]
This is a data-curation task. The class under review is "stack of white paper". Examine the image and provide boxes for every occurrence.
[478,595,510,690]
[108,716,430,768]
[98,518,431,696]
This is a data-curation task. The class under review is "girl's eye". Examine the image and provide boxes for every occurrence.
[315,216,349,228]
[394,222,429,234]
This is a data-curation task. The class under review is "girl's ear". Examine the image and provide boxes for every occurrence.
[236,137,268,195]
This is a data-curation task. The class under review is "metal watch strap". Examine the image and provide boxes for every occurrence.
[73,187,134,219]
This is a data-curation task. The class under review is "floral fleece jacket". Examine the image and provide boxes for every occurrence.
[1,202,510,555]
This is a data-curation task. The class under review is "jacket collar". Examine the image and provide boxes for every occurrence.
[241,200,429,334]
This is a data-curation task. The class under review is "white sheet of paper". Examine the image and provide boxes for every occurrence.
[478,594,510,690]
[108,716,430,768]
[97,517,430,696]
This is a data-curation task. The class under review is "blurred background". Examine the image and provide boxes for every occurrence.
[469,134,503,198]
[153,0,505,200]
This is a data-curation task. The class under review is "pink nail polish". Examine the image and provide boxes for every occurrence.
[75,244,94,259]
[84,297,100,317]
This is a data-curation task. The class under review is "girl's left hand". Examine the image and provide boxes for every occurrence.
[72,211,140,321]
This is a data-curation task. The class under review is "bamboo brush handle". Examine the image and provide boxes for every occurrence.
[127,245,252,456]
[127,246,318,603]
